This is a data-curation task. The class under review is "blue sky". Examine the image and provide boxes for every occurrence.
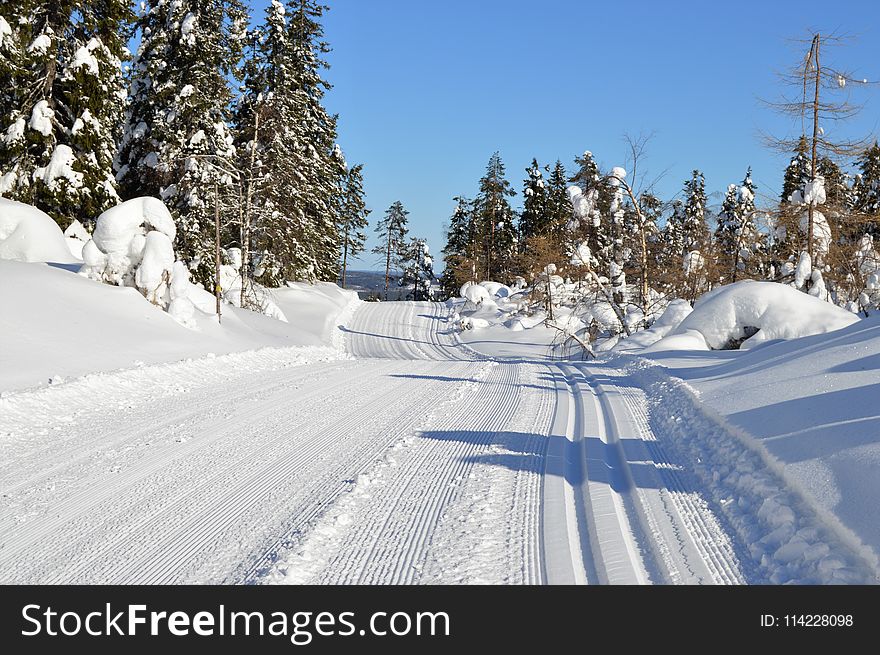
[299,0,880,270]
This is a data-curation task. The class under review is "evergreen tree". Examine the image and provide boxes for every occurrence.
[0,1,131,227]
[854,141,880,237]
[682,169,709,253]
[117,0,246,285]
[372,200,409,298]
[781,135,811,204]
[440,195,475,296]
[664,199,686,260]
[569,150,610,271]
[518,158,548,241]
[545,160,572,243]
[715,168,758,282]
[337,163,370,287]
[399,237,435,301]
[234,0,345,284]
[473,152,516,280]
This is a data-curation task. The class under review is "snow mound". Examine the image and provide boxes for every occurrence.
[0,198,80,263]
[650,281,858,351]
[616,299,693,352]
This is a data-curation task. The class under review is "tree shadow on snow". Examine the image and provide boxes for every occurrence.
[417,430,664,491]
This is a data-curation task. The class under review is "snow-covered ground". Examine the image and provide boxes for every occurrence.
[2,257,878,584]
[0,259,357,392]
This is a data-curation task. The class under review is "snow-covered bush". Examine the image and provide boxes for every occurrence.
[78,197,199,325]
[650,281,858,351]
[0,198,80,263]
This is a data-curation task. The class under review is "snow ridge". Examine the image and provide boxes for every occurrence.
[616,355,879,584]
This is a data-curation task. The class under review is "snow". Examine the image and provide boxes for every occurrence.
[615,299,693,352]
[63,218,90,242]
[0,16,11,45]
[28,100,54,136]
[0,259,358,393]
[636,314,880,580]
[134,230,174,305]
[28,33,51,54]
[0,198,79,264]
[34,144,84,190]
[71,39,100,75]
[799,209,832,257]
[3,116,25,144]
[180,13,197,46]
[648,281,858,351]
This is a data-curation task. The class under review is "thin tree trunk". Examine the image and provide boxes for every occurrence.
[384,228,392,300]
[241,110,260,308]
[214,182,222,324]
[340,228,349,288]
[807,33,821,266]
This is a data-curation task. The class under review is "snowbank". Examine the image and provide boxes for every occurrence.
[0,259,358,393]
[636,313,880,578]
[0,198,80,264]
[649,281,858,351]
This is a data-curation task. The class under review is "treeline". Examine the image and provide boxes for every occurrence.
[0,1,365,289]
[442,142,880,314]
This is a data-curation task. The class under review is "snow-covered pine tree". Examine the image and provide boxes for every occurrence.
[440,195,475,297]
[116,0,245,286]
[854,141,880,238]
[682,169,709,253]
[399,237,435,301]
[0,2,131,227]
[568,150,610,273]
[337,163,370,287]
[474,152,516,281]
[715,168,759,282]
[286,0,345,281]
[545,160,573,244]
[519,158,548,241]
[781,135,811,205]
[372,200,409,299]
[664,199,686,260]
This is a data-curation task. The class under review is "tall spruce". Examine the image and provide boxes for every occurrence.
[682,170,709,253]
[337,163,370,287]
[117,0,246,285]
[545,160,572,244]
[440,195,475,296]
[0,1,131,226]
[854,141,880,238]
[519,158,548,241]
[474,152,516,280]
[715,168,758,282]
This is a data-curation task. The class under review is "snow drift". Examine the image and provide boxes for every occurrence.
[0,198,80,264]
[649,281,858,351]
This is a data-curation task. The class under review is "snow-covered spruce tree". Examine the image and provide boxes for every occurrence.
[116,0,246,287]
[473,152,516,281]
[854,141,880,237]
[567,150,606,267]
[234,0,345,285]
[0,1,131,227]
[372,200,409,299]
[545,160,573,244]
[337,163,370,287]
[518,158,548,242]
[440,195,475,297]
[682,169,710,253]
[399,237,435,301]
[714,168,759,283]
[286,0,345,281]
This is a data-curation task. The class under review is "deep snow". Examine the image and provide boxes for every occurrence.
[0,259,358,392]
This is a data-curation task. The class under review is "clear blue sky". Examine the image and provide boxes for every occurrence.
[286,0,880,270]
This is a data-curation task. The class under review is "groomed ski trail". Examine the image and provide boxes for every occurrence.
[1,299,756,584]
